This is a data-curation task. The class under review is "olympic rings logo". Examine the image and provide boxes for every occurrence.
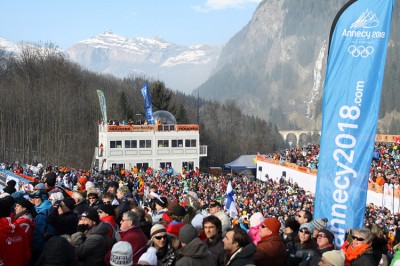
[348,45,374,58]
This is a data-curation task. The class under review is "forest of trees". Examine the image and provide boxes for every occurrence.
[0,44,285,169]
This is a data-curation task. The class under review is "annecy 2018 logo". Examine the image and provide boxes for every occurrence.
[342,9,386,58]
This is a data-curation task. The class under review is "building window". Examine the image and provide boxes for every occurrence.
[139,140,151,148]
[182,161,194,171]
[158,140,169,147]
[160,162,172,169]
[110,140,122,148]
[172,139,183,147]
[185,139,197,147]
[125,140,137,149]
[137,163,149,171]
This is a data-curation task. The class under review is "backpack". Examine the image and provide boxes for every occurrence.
[104,221,119,251]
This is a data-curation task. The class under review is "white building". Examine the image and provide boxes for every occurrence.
[95,111,207,173]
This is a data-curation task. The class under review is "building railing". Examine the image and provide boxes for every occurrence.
[99,124,199,133]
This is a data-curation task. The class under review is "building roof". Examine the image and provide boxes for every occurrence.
[224,155,257,170]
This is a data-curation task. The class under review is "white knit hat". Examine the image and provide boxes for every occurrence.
[137,247,157,265]
[110,241,133,266]
[322,250,345,266]
[249,212,265,228]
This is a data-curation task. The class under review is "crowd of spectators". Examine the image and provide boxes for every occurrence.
[265,142,400,188]
[1,142,400,265]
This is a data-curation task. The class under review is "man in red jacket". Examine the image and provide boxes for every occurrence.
[253,217,286,266]
[0,197,31,266]
[105,211,148,265]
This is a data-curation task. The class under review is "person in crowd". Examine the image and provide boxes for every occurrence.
[224,226,257,266]
[281,216,300,247]
[87,187,102,209]
[147,223,180,266]
[47,197,78,235]
[34,182,46,193]
[203,215,225,266]
[254,217,286,266]
[107,181,120,196]
[208,200,230,234]
[35,235,77,266]
[150,196,169,225]
[48,191,64,205]
[176,224,216,266]
[106,211,148,265]
[248,212,265,245]
[0,198,31,266]
[369,224,389,265]
[3,179,17,195]
[72,191,89,216]
[285,222,316,266]
[342,228,376,265]
[103,191,120,206]
[166,205,187,238]
[116,186,133,224]
[45,173,63,195]
[318,250,345,266]
[31,191,55,263]
[132,206,152,239]
[137,247,158,266]
[109,241,133,266]
[71,208,109,266]
[98,204,119,241]
[182,191,203,225]
[13,197,36,244]
[311,218,328,239]
[310,229,335,266]
[296,209,313,225]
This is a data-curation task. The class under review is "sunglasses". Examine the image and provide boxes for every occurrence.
[317,234,327,238]
[352,235,365,241]
[261,225,267,229]
[103,201,112,204]
[299,229,311,235]
[88,197,97,200]
[154,235,167,240]
[97,210,104,214]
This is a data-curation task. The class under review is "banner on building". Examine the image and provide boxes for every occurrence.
[314,0,394,247]
[96,90,108,123]
[141,83,155,124]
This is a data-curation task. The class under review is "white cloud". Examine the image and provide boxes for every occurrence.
[192,0,262,13]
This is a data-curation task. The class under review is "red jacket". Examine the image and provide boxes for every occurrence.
[0,217,31,266]
[254,234,286,266]
[105,226,148,265]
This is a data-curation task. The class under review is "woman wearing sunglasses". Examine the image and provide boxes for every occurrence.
[147,223,180,266]
[342,228,375,265]
[285,222,317,265]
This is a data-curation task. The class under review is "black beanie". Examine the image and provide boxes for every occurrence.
[0,198,12,218]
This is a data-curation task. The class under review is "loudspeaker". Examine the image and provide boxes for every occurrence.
[282,171,286,177]
[258,166,262,171]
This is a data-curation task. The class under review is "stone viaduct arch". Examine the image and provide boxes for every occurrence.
[279,130,321,147]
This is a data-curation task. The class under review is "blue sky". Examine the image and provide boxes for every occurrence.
[1,0,261,49]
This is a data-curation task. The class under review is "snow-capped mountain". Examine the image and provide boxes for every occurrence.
[66,30,222,93]
[0,38,19,54]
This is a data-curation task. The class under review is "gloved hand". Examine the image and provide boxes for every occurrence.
[76,224,89,232]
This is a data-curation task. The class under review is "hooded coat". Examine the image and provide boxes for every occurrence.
[176,237,217,266]
[71,221,109,266]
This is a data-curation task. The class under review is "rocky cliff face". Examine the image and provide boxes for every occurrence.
[195,0,400,131]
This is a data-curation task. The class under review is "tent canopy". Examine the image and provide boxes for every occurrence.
[224,155,257,170]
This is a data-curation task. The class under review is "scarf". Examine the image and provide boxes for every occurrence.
[344,243,371,265]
